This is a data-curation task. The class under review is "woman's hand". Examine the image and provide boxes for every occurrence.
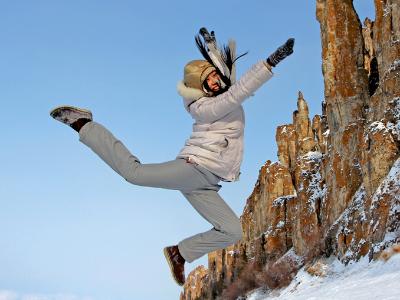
[266,38,295,67]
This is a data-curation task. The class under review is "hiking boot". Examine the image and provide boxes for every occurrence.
[163,245,186,286]
[50,105,92,132]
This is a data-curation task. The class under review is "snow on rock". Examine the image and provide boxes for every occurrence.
[373,232,399,253]
[323,129,330,137]
[371,158,400,207]
[368,121,388,133]
[369,157,400,255]
[387,59,400,74]
[272,194,297,207]
[302,151,322,161]
[298,151,326,213]
[244,252,400,300]
[332,158,400,263]
[386,97,400,141]
[332,185,367,236]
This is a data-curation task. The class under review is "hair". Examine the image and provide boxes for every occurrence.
[202,79,212,93]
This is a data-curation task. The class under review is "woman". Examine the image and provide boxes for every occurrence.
[50,30,294,286]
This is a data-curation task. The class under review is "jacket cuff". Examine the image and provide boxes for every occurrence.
[263,60,274,74]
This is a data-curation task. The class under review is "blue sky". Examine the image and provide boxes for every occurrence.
[0,1,374,299]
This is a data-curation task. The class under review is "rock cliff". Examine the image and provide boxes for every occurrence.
[180,1,400,299]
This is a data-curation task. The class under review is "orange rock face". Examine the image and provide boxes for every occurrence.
[331,0,400,263]
[179,265,209,300]
[316,0,369,228]
[180,1,400,299]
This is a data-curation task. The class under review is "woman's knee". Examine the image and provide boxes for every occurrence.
[217,218,243,242]
[122,160,143,185]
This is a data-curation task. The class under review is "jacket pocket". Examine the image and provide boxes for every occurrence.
[218,137,230,155]
[222,137,229,148]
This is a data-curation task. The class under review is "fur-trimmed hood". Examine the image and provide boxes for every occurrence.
[177,80,207,111]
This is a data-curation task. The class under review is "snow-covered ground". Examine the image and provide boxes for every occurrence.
[246,253,400,300]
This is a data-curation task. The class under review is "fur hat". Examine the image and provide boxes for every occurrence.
[177,28,246,100]
[183,60,216,91]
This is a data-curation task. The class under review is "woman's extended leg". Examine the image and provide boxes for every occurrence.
[78,121,216,192]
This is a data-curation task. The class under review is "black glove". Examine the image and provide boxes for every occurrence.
[267,38,295,67]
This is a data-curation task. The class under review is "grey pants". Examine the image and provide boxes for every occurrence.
[78,121,242,263]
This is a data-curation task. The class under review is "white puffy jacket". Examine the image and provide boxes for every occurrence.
[176,61,273,182]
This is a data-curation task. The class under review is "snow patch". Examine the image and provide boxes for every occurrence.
[368,121,388,133]
[302,151,322,161]
[298,152,326,212]
[331,186,366,230]
[373,231,400,253]
[244,252,400,300]
[387,59,400,73]
[386,97,400,141]
[276,220,285,229]
[272,194,297,207]
[371,158,400,207]
[383,3,393,17]
[391,36,400,45]
[228,249,239,256]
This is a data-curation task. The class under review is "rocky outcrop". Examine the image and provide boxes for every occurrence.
[180,266,209,300]
[327,0,400,263]
[180,1,400,299]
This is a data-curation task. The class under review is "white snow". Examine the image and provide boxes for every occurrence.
[322,129,330,137]
[371,157,400,207]
[369,121,388,133]
[383,3,393,17]
[244,253,400,300]
[276,220,285,229]
[272,194,297,207]
[383,59,400,78]
[297,151,326,212]
[228,249,239,256]
[391,36,400,45]
[373,232,399,253]
[387,59,400,73]
[302,151,322,161]
[387,97,400,141]
[282,248,303,266]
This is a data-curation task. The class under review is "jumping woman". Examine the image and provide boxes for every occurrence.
[50,28,294,286]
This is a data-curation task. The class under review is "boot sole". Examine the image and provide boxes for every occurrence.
[49,105,92,119]
[163,247,185,286]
